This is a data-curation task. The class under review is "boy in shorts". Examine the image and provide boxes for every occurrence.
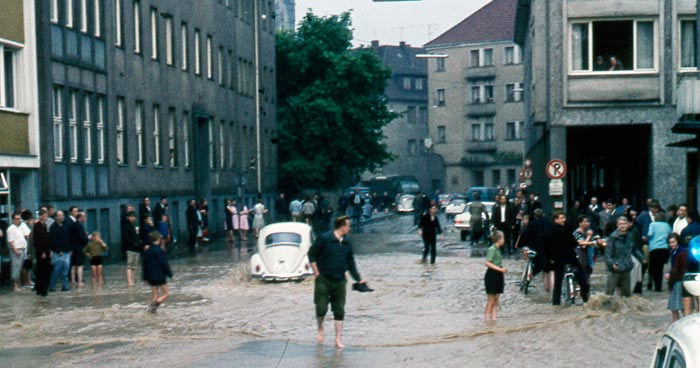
[83,231,108,289]
[143,231,173,313]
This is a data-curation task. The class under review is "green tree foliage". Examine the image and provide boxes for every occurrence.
[276,12,397,191]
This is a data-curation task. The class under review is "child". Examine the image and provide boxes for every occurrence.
[83,231,109,289]
[143,231,173,313]
[484,230,507,323]
[158,214,172,252]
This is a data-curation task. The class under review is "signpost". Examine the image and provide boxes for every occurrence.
[545,159,566,209]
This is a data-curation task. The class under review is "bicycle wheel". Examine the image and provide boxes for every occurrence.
[523,262,532,295]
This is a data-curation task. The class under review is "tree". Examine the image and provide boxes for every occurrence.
[276,12,398,192]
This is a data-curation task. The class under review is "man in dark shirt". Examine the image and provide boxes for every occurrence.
[308,216,366,348]
[49,211,71,291]
[680,210,700,246]
[123,211,142,287]
[544,211,590,305]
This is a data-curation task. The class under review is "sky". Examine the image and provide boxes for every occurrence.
[293,0,491,48]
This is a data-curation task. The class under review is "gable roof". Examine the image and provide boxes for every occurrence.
[425,0,518,48]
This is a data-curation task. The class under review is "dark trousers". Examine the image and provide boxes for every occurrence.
[35,257,52,296]
[552,264,589,305]
[496,224,512,254]
[422,238,437,264]
[187,226,198,250]
[648,248,670,291]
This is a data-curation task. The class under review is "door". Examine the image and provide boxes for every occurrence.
[193,113,211,202]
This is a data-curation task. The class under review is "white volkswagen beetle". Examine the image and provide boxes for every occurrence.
[250,222,314,281]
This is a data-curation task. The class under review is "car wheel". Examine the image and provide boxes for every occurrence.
[460,230,468,241]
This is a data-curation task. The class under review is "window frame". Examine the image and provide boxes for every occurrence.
[94,0,102,37]
[437,125,446,143]
[133,0,141,54]
[82,93,92,163]
[168,108,177,167]
[153,104,161,166]
[53,86,64,162]
[679,17,698,72]
[436,88,446,107]
[116,96,126,164]
[114,0,122,46]
[164,15,173,65]
[183,111,191,168]
[435,58,445,72]
[0,45,18,110]
[568,18,659,75]
[135,101,145,166]
[68,91,78,163]
[181,22,188,70]
[150,7,158,60]
[206,35,213,80]
[194,29,201,75]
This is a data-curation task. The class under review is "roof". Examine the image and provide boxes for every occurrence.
[370,42,428,101]
[425,0,518,48]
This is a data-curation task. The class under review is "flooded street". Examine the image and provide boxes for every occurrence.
[1,215,671,367]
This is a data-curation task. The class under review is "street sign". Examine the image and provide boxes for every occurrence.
[549,179,564,196]
[545,159,567,179]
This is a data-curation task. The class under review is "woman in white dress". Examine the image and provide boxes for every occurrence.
[239,205,250,242]
[253,200,268,238]
[226,199,240,241]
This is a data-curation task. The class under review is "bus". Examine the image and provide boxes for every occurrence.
[362,175,421,199]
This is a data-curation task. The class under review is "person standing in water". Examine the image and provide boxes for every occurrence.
[484,230,507,323]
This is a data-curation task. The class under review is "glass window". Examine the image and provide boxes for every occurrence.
[636,21,654,69]
[153,105,161,166]
[83,94,92,163]
[402,77,411,90]
[69,91,78,163]
[484,123,494,141]
[517,121,525,139]
[507,169,516,185]
[506,122,515,140]
[80,0,88,33]
[165,15,173,65]
[51,0,59,23]
[208,119,215,168]
[470,49,479,67]
[484,85,494,102]
[133,0,141,54]
[471,85,481,103]
[218,46,224,84]
[435,58,445,72]
[681,20,696,68]
[265,232,301,247]
[483,48,493,66]
[220,120,226,168]
[194,29,201,75]
[436,89,445,107]
[1,48,16,108]
[94,96,105,163]
[572,20,656,72]
[418,106,427,124]
[181,22,188,70]
[229,122,235,169]
[168,109,176,167]
[471,124,481,141]
[150,7,158,60]
[407,139,416,156]
[406,106,416,124]
[571,23,589,71]
[183,111,191,167]
[94,0,102,37]
[116,97,126,164]
[135,101,145,166]
[206,35,213,79]
[114,0,122,46]
[504,46,514,64]
[505,84,515,102]
[53,86,64,161]
[492,169,501,187]
[437,125,446,143]
[415,78,423,90]
[474,171,484,187]
[66,0,74,28]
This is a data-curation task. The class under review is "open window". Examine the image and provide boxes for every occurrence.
[570,19,656,73]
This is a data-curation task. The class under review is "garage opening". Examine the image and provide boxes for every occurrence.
[566,125,651,209]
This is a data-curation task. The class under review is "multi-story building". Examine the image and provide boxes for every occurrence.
[0,0,41,223]
[515,0,696,210]
[35,0,277,248]
[368,40,445,193]
[274,0,295,32]
[425,0,526,194]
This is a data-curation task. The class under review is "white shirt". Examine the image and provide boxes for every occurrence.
[500,206,506,222]
[7,224,27,250]
[673,217,688,235]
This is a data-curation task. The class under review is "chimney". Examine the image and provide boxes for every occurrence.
[371,40,380,49]
[399,41,406,47]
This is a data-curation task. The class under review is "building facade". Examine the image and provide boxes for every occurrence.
[0,0,41,224]
[274,0,295,32]
[367,41,445,194]
[515,0,697,210]
[36,0,277,248]
[425,0,526,195]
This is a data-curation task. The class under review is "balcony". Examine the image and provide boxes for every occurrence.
[465,140,497,154]
[465,66,496,81]
[466,102,496,117]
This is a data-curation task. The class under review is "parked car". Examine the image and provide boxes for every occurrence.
[649,272,700,367]
[438,194,453,211]
[250,222,314,281]
[396,194,415,213]
[444,196,468,218]
[454,201,495,241]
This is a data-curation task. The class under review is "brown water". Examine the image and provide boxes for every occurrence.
[0,215,675,367]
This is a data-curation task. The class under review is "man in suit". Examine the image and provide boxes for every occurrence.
[152,197,168,225]
[69,212,89,287]
[139,197,152,231]
[492,195,515,255]
[186,199,200,252]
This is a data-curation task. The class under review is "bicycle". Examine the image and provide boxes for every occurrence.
[518,247,537,294]
[563,264,581,305]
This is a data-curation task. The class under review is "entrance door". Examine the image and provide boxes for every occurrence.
[566,125,651,208]
[193,113,211,201]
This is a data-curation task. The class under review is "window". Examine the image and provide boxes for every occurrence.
[194,29,201,75]
[133,0,141,54]
[681,20,697,69]
[505,83,523,102]
[407,139,417,156]
[150,8,158,60]
[492,170,501,187]
[94,0,102,37]
[474,171,484,187]
[484,122,494,141]
[419,107,427,124]
[437,126,446,143]
[116,97,126,164]
[95,96,105,163]
[506,122,516,140]
[470,49,479,67]
[164,15,173,65]
[504,46,515,64]
[220,120,225,168]
[471,123,481,141]
[570,20,657,72]
[0,47,16,109]
[229,122,235,169]
[83,94,92,163]
[507,169,516,186]
[81,0,88,33]
[153,105,161,166]
[183,111,191,168]
[53,86,64,161]
[206,35,213,79]
[208,119,215,168]
[135,101,145,165]
[51,0,59,23]
[415,78,424,90]
[228,50,234,88]
[484,85,493,102]
[181,22,188,70]
[471,84,494,103]
[435,58,445,72]
[406,106,416,124]
[168,109,176,167]
[218,46,224,84]
[68,91,78,162]
[66,0,74,28]
[114,0,122,46]
[436,89,445,107]
[471,86,481,103]
[506,122,525,141]
[402,77,411,90]
[483,48,493,66]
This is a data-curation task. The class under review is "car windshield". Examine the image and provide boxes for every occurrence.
[265,232,302,248]
[450,199,466,205]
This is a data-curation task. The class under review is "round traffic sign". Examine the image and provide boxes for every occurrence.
[545,159,567,179]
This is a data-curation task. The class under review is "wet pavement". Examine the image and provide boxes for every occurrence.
[0,214,675,367]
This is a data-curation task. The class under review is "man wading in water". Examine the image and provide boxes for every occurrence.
[308,216,367,348]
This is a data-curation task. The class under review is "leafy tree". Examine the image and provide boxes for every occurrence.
[276,12,398,192]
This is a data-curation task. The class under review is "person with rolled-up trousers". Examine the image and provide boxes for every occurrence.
[418,205,443,264]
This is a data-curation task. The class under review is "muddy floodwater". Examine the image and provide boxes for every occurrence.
[0,215,673,367]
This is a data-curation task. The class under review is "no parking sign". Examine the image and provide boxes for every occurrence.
[545,159,567,180]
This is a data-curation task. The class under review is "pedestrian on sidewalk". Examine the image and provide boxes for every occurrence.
[7,213,28,292]
[484,230,507,323]
[308,216,367,348]
[49,211,71,292]
[123,211,142,287]
[143,231,173,313]
[33,209,52,297]
[83,231,108,289]
[418,205,442,264]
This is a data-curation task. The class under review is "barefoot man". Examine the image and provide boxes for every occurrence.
[308,215,367,348]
